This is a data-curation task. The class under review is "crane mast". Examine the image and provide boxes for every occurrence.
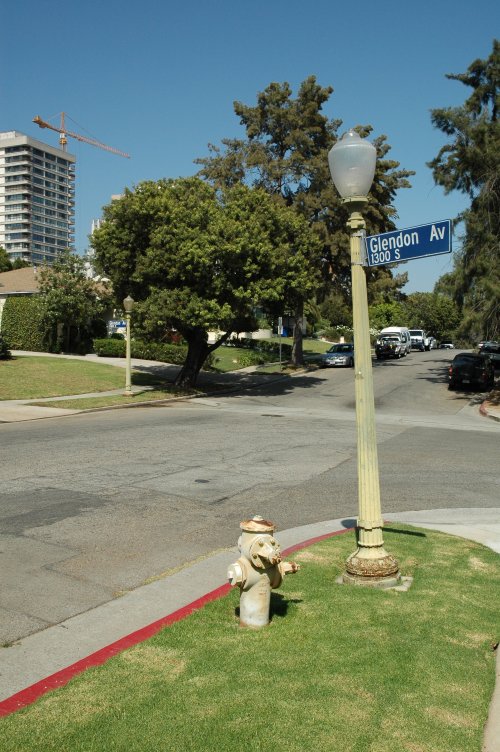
[33,113,130,158]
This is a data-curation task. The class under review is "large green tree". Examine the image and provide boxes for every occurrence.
[196,76,413,360]
[429,40,499,341]
[402,292,461,340]
[0,246,12,272]
[91,178,322,387]
[38,250,110,353]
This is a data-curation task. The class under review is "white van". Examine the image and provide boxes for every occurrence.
[378,327,411,355]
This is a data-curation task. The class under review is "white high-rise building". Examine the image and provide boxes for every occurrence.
[0,131,75,265]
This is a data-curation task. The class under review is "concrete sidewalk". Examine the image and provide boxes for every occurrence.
[0,508,499,750]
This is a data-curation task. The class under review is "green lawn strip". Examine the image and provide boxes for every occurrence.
[212,340,332,373]
[0,356,128,400]
[31,387,197,410]
[2,525,498,752]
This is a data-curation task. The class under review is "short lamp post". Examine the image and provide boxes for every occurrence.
[328,131,399,587]
[123,295,135,396]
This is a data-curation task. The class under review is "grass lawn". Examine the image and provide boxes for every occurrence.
[2,525,499,752]
[32,388,197,410]
[0,343,326,403]
[0,356,196,404]
[212,339,333,373]
[0,356,130,400]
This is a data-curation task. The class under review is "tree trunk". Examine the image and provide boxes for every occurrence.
[291,303,304,366]
[174,328,210,388]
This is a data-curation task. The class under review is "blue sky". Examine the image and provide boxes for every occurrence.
[3,0,498,292]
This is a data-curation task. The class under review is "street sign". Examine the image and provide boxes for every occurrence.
[365,220,451,267]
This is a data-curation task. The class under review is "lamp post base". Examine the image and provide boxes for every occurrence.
[342,548,400,589]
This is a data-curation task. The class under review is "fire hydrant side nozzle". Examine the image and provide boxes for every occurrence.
[227,515,299,628]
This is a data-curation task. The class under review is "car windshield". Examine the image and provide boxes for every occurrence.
[409,331,422,336]
[380,337,399,343]
[327,344,352,353]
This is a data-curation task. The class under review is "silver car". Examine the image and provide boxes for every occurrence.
[320,343,355,367]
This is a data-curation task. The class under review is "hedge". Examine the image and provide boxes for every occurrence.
[1,297,46,351]
[93,338,188,365]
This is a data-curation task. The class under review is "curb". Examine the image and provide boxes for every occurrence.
[0,527,349,717]
[0,585,231,718]
[480,401,500,422]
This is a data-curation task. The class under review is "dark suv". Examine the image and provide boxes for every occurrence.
[448,352,495,390]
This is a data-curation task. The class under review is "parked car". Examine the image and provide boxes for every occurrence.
[480,342,500,367]
[477,341,498,350]
[409,329,430,351]
[379,327,411,355]
[440,340,454,349]
[375,335,405,360]
[320,342,355,367]
[448,352,495,390]
[427,337,437,350]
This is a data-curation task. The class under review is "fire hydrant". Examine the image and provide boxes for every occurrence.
[227,515,299,628]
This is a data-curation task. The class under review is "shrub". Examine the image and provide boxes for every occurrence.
[93,338,205,367]
[323,326,354,342]
[231,350,272,368]
[226,337,292,359]
[1,297,46,351]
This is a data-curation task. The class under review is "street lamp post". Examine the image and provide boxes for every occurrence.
[328,131,399,587]
[123,295,134,396]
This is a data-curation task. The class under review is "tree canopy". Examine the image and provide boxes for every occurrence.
[429,40,499,341]
[196,75,414,347]
[402,292,461,340]
[91,177,322,386]
[0,247,11,272]
[0,247,30,272]
[38,249,110,353]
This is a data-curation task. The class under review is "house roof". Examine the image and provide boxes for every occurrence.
[0,267,40,295]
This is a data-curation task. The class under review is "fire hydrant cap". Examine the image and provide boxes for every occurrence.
[240,515,276,533]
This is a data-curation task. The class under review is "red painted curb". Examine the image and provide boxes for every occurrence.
[0,584,230,718]
[0,526,353,718]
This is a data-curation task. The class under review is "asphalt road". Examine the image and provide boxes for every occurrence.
[1,349,498,643]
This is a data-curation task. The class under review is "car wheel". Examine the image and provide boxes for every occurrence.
[349,358,354,367]
[448,382,456,390]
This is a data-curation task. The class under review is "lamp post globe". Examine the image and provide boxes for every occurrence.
[328,131,399,588]
[328,129,377,201]
[123,295,135,396]
[123,295,135,314]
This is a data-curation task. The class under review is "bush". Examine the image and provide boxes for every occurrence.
[231,350,273,368]
[0,333,11,360]
[323,326,354,342]
[1,297,46,351]
[93,338,188,366]
[226,337,293,359]
[93,338,126,357]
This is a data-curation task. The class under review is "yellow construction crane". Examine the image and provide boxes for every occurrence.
[33,112,130,158]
